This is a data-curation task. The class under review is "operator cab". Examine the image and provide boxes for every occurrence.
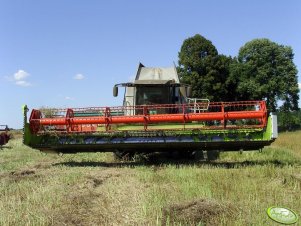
[113,63,191,115]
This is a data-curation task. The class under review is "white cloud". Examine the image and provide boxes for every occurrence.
[298,82,301,90]
[7,69,32,87]
[15,80,31,87]
[14,70,29,81]
[65,96,74,100]
[73,73,85,80]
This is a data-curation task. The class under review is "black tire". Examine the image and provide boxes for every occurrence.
[113,150,135,161]
[191,150,205,161]
[207,150,220,161]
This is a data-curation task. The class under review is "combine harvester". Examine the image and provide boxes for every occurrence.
[0,125,10,147]
[23,64,278,160]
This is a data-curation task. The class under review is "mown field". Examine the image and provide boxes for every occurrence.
[0,131,300,225]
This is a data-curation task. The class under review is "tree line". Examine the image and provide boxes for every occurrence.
[177,34,300,130]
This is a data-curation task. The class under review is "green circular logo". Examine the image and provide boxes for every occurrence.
[267,207,298,225]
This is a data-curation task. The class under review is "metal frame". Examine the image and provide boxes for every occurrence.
[28,101,267,134]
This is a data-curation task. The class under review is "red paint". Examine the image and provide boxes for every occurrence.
[29,101,267,134]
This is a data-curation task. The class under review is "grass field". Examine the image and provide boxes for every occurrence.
[0,131,300,225]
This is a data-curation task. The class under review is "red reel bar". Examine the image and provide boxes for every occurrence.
[36,111,264,125]
[29,101,267,134]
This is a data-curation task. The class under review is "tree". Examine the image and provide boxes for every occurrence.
[277,110,301,131]
[177,34,235,101]
[235,38,299,112]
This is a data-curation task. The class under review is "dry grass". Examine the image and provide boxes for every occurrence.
[272,130,301,157]
[0,130,301,225]
[162,199,238,225]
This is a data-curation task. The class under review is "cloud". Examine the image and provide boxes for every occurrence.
[7,69,32,86]
[298,82,301,90]
[73,73,85,80]
[65,96,74,100]
[15,80,31,87]
[14,70,29,81]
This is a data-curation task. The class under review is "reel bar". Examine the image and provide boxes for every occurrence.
[29,101,267,134]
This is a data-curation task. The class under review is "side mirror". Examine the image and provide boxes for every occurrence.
[180,87,186,98]
[113,86,118,97]
[187,86,192,97]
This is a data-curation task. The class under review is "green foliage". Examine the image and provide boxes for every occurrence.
[235,39,299,111]
[178,35,299,112]
[177,34,236,101]
[178,34,218,71]
[277,110,301,131]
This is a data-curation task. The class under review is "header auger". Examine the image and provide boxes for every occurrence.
[23,63,277,159]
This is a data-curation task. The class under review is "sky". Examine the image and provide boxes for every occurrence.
[1,0,300,129]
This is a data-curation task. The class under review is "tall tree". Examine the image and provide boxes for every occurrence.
[178,34,234,101]
[235,38,299,111]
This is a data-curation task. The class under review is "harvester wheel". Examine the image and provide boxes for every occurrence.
[207,150,220,161]
[191,151,204,161]
[114,150,135,161]
[171,151,181,159]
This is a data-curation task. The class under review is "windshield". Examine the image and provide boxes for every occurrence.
[136,87,171,105]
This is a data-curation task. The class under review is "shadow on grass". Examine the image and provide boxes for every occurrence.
[0,146,13,150]
[53,158,301,169]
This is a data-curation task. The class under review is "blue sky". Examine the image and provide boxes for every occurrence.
[1,0,300,128]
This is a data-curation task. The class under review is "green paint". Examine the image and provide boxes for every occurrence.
[23,105,42,147]
[23,111,275,152]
